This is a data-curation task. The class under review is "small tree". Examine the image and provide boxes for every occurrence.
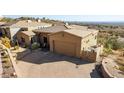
[1,36,11,48]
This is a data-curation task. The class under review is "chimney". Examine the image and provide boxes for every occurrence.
[65,22,69,25]
[37,19,41,23]
[27,20,32,23]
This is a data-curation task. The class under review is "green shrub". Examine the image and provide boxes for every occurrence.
[104,37,124,50]
[103,48,112,54]
[118,65,124,72]
[31,42,40,50]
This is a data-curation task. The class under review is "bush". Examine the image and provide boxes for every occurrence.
[31,42,40,50]
[104,37,124,50]
[118,65,124,72]
[0,17,15,22]
[103,48,113,54]
[117,41,124,49]
[116,57,124,65]
[1,36,11,48]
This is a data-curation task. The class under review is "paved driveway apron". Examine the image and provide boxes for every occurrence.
[16,51,101,78]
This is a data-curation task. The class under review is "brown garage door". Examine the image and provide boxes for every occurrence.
[53,40,76,57]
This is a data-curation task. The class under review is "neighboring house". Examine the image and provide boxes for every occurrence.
[0,20,52,40]
[17,31,36,46]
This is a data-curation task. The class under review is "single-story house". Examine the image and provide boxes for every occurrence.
[34,25,100,61]
[17,31,36,46]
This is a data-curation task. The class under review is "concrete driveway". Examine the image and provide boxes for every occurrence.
[15,49,101,78]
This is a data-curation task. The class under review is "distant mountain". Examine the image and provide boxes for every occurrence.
[66,21,124,26]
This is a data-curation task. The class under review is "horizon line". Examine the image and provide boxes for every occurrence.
[2,15,124,22]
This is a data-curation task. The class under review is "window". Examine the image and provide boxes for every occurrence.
[43,37,47,43]
[20,28,28,31]
[95,36,97,39]
[92,50,95,53]
[21,37,25,43]
[31,37,36,44]
[62,33,64,37]
[4,29,7,35]
[86,40,89,43]
[83,47,84,50]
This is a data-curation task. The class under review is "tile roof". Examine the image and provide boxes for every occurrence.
[3,21,19,26]
[34,24,98,38]
[34,25,68,33]
[2,20,52,28]
[63,28,98,38]
[65,25,88,30]
[21,31,35,36]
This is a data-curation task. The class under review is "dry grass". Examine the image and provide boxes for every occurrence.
[116,57,124,65]
[118,65,124,72]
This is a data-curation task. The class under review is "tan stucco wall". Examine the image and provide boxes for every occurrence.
[81,45,103,62]
[17,32,31,46]
[81,32,98,51]
[81,51,97,62]
[49,32,82,58]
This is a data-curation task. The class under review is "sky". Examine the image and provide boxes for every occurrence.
[3,15,124,22]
